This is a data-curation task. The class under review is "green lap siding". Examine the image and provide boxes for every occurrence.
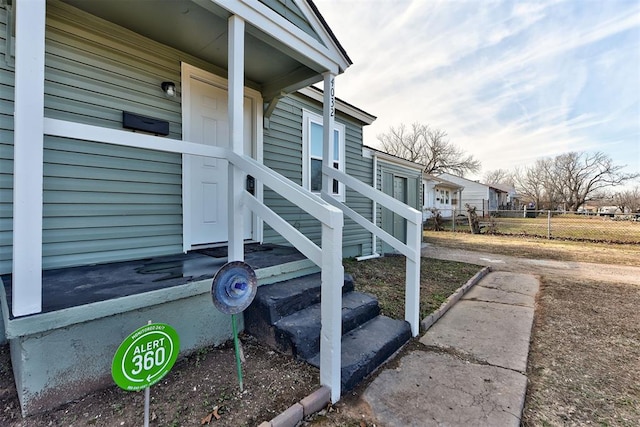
[377,160,422,254]
[258,0,322,43]
[263,93,373,258]
[0,2,217,273]
[40,2,190,270]
[42,137,183,269]
[0,7,14,275]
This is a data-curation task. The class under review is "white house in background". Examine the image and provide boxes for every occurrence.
[422,174,464,219]
[437,173,508,217]
[491,183,522,210]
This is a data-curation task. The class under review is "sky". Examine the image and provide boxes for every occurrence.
[313,0,640,181]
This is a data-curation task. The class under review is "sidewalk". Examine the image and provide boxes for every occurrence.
[360,270,540,426]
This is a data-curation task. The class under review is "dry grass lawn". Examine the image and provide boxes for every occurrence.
[424,231,640,266]
[523,277,640,426]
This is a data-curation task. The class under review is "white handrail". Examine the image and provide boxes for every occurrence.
[323,165,422,336]
[228,151,344,403]
[42,118,346,403]
[324,166,421,222]
[228,151,341,227]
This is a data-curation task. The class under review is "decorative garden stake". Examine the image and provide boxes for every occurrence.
[211,261,258,391]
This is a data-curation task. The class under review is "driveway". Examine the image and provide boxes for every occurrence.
[421,243,640,285]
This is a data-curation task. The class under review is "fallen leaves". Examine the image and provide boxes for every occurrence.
[201,406,221,425]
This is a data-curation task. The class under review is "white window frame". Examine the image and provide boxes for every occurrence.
[302,110,346,201]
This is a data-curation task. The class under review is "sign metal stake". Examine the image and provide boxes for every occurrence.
[144,385,150,427]
[144,320,151,427]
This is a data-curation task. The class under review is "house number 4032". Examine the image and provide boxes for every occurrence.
[330,77,335,117]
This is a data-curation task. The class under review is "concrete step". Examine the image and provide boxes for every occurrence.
[244,273,355,347]
[307,315,412,392]
[273,291,380,359]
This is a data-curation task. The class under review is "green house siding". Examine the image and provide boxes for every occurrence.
[376,160,421,254]
[0,2,223,273]
[263,93,373,258]
[42,137,183,269]
[41,3,190,270]
[0,6,14,274]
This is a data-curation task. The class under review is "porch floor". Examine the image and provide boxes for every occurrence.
[1,244,305,318]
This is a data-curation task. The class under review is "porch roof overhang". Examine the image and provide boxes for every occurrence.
[423,173,464,191]
[60,0,351,101]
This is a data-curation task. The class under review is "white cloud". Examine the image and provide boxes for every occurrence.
[315,0,640,178]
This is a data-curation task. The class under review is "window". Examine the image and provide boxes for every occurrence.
[302,110,345,200]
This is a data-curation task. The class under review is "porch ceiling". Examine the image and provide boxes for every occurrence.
[61,0,323,99]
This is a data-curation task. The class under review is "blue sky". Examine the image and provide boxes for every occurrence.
[314,0,640,181]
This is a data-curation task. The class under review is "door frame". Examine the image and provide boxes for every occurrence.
[181,62,264,251]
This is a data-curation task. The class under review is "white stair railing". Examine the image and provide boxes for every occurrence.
[323,166,422,336]
[42,119,346,403]
[228,151,344,403]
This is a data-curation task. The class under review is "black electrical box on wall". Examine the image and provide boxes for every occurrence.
[122,111,170,136]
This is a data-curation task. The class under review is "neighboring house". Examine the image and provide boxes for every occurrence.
[597,206,622,217]
[422,174,464,219]
[0,0,422,415]
[362,148,423,255]
[438,173,508,217]
[491,183,521,210]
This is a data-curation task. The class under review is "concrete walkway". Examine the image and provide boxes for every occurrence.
[360,271,539,426]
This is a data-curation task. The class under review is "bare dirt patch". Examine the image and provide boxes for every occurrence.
[0,256,478,426]
[0,336,319,427]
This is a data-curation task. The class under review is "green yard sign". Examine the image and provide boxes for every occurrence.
[112,323,180,391]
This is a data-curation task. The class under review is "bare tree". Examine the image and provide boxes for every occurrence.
[551,152,638,211]
[514,152,638,211]
[377,123,480,175]
[512,159,554,209]
[482,169,513,186]
[612,186,640,213]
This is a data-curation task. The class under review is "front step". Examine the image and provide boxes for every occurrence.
[243,273,355,349]
[244,272,411,392]
[307,315,412,391]
[274,291,380,359]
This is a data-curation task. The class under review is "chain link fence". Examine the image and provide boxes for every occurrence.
[423,208,640,244]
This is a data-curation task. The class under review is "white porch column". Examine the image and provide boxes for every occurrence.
[319,72,342,402]
[227,15,245,262]
[321,73,336,195]
[12,0,46,316]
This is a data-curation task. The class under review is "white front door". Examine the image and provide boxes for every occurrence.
[183,65,256,248]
